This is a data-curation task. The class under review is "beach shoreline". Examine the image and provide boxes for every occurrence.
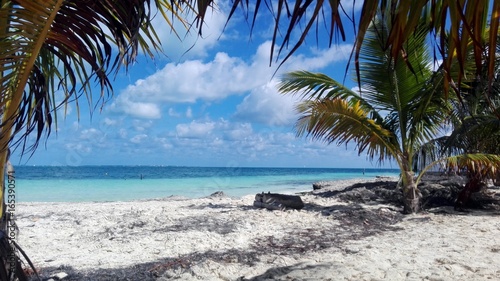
[16,177,500,280]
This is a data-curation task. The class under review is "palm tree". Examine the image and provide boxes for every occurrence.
[0,0,205,279]
[278,10,500,213]
[415,41,500,208]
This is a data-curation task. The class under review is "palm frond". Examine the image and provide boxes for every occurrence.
[279,70,385,123]
[226,0,347,67]
[422,153,500,181]
[295,98,399,164]
[212,1,500,98]
[446,114,500,153]
[0,0,194,156]
[357,9,449,158]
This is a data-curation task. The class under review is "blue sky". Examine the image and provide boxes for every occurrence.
[13,1,397,168]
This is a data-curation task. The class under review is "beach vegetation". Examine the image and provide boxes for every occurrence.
[415,38,500,208]
[278,9,500,213]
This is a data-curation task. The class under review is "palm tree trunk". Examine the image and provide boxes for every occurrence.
[401,171,420,214]
[0,160,17,279]
[455,171,487,209]
[494,172,500,187]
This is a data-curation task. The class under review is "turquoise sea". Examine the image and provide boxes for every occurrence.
[13,166,400,202]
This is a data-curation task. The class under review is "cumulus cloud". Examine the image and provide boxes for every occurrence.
[112,99,161,119]
[132,120,153,132]
[168,108,181,117]
[111,40,352,120]
[27,3,385,168]
[176,120,216,138]
[233,80,300,126]
[103,118,117,126]
[186,107,193,118]
[130,134,148,144]
[141,1,229,61]
[80,128,103,140]
[65,143,92,154]
[115,52,264,106]
[224,122,253,140]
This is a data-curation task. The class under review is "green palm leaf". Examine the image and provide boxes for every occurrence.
[418,153,500,183]
[279,71,385,123]
[295,98,398,164]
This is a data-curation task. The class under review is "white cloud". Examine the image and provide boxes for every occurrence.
[111,41,351,120]
[212,137,224,146]
[186,107,193,118]
[168,108,181,117]
[103,118,117,126]
[130,134,148,144]
[137,1,230,61]
[80,128,103,140]
[340,0,365,14]
[176,120,216,138]
[111,99,161,119]
[286,44,352,70]
[114,52,265,108]
[234,80,299,126]
[65,143,92,154]
[224,122,253,140]
[132,120,153,132]
[119,129,128,139]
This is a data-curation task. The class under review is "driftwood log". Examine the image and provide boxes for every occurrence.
[253,192,304,210]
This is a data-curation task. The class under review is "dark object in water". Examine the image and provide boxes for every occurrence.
[253,192,304,210]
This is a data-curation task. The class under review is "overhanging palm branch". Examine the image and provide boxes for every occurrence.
[0,0,202,279]
[214,0,500,97]
[449,115,500,152]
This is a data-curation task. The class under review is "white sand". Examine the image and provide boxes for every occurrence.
[15,178,500,280]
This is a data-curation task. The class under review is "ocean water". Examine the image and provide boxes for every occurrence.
[13,166,400,202]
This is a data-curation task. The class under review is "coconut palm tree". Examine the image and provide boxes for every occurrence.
[278,9,500,214]
[0,0,205,279]
[415,41,500,208]
[416,111,500,208]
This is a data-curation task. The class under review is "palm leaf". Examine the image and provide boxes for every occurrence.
[0,1,200,278]
[211,1,500,98]
[225,0,346,67]
[417,153,500,184]
[357,9,451,160]
[295,98,399,164]
[279,70,385,123]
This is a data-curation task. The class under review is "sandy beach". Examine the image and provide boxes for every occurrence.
[15,178,500,280]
